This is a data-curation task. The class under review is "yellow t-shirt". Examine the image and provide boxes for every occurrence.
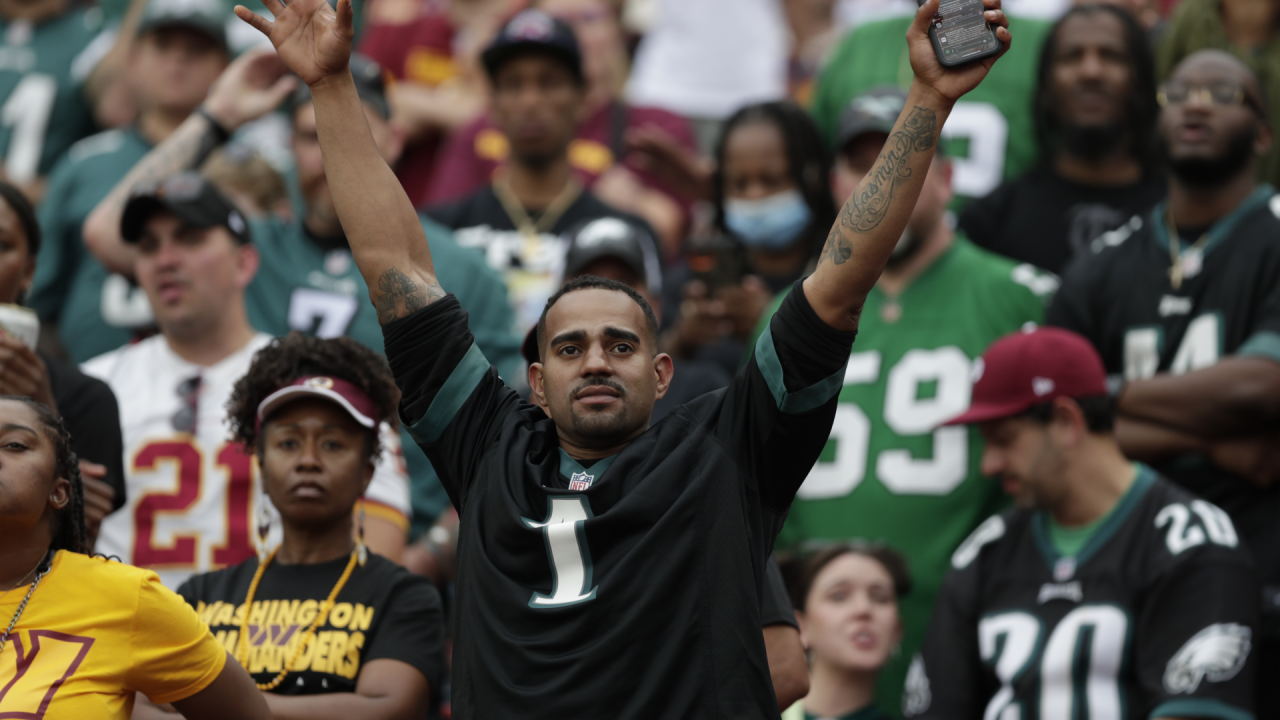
[0,550,227,718]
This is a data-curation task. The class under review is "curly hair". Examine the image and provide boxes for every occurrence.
[2,396,87,555]
[226,333,399,459]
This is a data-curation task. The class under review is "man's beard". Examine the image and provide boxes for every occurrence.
[886,227,925,268]
[564,377,640,444]
[1059,121,1127,161]
[1164,125,1258,189]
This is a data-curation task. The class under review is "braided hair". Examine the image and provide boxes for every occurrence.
[2,396,88,555]
[712,101,836,260]
[1033,3,1160,171]
[226,333,399,460]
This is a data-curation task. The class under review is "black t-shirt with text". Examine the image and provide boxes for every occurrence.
[177,553,445,698]
[1046,186,1280,587]
[381,281,855,719]
[959,167,1165,274]
[908,470,1257,720]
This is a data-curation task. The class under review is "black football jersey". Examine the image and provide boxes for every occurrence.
[1046,187,1280,584]
[906,468,1258,720]
[381,283,855,720]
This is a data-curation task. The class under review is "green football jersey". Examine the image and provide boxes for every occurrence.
[247,214,523,532]
[756,237,1056,718]
[30,128,154,362]
[810,14,1051,205]
[0,7,108,182]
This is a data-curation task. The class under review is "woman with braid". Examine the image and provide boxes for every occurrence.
[0,396,271,719]
[171,334,444,720]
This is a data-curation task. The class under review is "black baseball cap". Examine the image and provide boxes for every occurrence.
[836,85,947,157]
[121,171,250,245]
[562,217,662,293]
[137,0,228,52]
[289,54,389,120]
[482,9,583,84]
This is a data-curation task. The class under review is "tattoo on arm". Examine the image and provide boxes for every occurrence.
[375,268,443,323]
[820,106,937,266]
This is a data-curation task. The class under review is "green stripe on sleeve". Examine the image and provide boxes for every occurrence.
[407,341,491,444]
[1237,330,1280,364]
[1149,699,1253,720]
[754,328,847,414]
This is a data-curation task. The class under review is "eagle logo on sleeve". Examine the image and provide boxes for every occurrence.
[1163,623,1252,694]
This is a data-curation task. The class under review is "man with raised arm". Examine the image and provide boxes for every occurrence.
[233,0,1011,716]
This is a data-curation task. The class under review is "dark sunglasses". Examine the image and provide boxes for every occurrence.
[171,375,201,435]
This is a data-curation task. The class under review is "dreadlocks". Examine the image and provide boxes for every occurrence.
[712,101,836,258]
[2,396,88,555]
[226,333,399,459]
[1033,3,1160,171]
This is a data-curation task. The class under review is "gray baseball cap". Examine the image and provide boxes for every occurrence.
[137,0,229,52]
[836,86,909,152]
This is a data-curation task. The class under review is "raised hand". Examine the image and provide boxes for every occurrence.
[907,0,1011,104]
[234,0,354,86]
[203,48,298,130]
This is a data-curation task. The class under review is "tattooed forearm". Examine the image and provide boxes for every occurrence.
[375,268,441,323]
[820,106,937,266]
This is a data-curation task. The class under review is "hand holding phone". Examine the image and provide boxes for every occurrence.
[918,0,1002,67]
[905,0,1011,105]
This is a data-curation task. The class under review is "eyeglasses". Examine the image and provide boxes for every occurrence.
[171,375,201,435]
[1157,82,1262,114]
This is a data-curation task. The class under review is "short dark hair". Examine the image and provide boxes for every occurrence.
[1023,394,1116,434]
[712,101,836,258]
[0,181,40,257]
[535,275,659,361]
[787,541,913,611]
[226,333,399,459]
[1034,4,1159,170]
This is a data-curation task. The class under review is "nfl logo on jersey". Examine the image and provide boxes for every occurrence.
[569,472,594,491]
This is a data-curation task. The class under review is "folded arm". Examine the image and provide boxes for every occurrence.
[236,0,444,323]
[1119,356,1280,437]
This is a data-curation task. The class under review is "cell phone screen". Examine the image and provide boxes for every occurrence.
[933,0,999,63]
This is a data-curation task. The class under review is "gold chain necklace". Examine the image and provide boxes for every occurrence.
[1164,205,1211,291]
[235,547,359,691]
[492,173,582,240]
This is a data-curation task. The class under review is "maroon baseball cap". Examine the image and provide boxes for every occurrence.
[943,326,1107,426]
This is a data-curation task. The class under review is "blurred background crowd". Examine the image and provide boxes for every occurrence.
[3,0,1280,716]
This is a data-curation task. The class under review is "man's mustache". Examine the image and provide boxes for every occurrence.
[571,377,626,399]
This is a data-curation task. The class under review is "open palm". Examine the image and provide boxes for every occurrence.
[234,0,352,86]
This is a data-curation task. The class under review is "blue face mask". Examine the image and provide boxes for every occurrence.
[723,189,812,250]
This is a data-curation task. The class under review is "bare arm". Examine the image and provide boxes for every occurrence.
[260,659,430,720]
[1118,356,1280,437]
[763,624,809,710]
[168,653,272,720]
[82,49,297,276]
[236,0,443,322]
[803,0,1010,332]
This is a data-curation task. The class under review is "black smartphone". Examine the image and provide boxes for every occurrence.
[918,0,1001,67]
[685,233,747,292]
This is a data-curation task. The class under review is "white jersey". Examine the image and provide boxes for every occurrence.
[84,333,410,589]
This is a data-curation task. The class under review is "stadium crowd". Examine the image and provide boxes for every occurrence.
[1,0,1279,718]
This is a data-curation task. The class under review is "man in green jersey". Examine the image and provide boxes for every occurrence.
[809,10,1051,206]
[83,52,522,535]
[29,0,230,362]
[0,0,115,197]
[755,87,1057,717]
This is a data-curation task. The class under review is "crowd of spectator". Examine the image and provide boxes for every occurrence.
[2,0,1280,717]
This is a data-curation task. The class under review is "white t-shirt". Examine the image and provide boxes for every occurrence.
[84,334,410,589]
[625,0,787,119]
